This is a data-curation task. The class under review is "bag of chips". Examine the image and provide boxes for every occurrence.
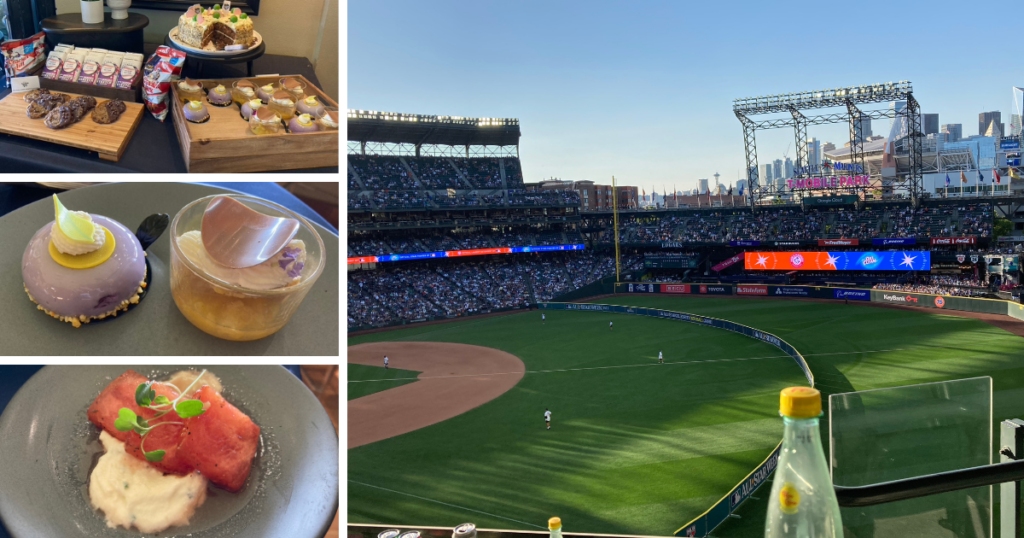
[142,45,186,122]
[1,31,47,78]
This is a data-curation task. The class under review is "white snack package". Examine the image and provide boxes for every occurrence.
[58,48,88,82]
[77,49,107,85]
[95,52,125,87]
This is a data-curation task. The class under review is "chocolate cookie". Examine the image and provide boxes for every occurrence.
[25,94,67,119]
[23,88,51,102]
[67,96,98,121]
[44,105,75,129]
[91,99,126,125]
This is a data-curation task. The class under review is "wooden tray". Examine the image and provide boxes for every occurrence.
[0,91,145,161]
[169,74,339,173]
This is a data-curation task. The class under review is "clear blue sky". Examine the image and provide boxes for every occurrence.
[348,0,1022,193]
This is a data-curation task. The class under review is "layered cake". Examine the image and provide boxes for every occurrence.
[22,195,147,328]
[177,4,254,51]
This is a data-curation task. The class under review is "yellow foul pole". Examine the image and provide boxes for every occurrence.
[612,176,621,283]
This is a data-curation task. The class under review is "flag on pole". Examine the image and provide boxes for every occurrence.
[994,169,1001,184]
[1011,167,1023,181]
[945,173,951,187]
[978,170,985,183]
[961,171,968,183]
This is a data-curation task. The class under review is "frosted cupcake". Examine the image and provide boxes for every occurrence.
[21,195,149,328]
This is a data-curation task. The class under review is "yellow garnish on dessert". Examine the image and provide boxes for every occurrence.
[53,194,95,243]
[188,100,203,110]
[49,227,116,269]
[214,85,227,94]
[304,96,318,105]
[297,114,313,126]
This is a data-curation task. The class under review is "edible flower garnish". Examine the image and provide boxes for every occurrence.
[114,370,210,462]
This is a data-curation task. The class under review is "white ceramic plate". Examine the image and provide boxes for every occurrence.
[168,27,263,56]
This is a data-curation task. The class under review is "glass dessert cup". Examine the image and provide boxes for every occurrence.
[268,100,296,122]
[279,77,307,102]
[169,195,325,341]
[231,80,257,107]
[314,107,339,131]
[248,110,283,135]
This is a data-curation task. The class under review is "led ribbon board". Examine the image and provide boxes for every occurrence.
[347,244,586,264]
[744,251,931,271]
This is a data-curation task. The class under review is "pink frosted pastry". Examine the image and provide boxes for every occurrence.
[288,114,318,133]
[296,96,325,116]
[240,98,263,120]
[183,100,210,123]
[207,84,232,107]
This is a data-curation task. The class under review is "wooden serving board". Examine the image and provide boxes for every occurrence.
[170,74,339,173]
[0,91,145,162]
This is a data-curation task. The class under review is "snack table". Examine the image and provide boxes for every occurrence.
[0,45,338,173]
[0,183,339,355]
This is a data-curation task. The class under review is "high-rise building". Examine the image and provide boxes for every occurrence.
[761,164,773,185]
[854,115,872,141]
[923,114,939,135]
[773,159,782,180]
[979,111,1002,136]
[699,178,709,194]
[890,101,906,130]
[1011,114,1022,137]
[806,138,821,168]
[784,157,794,179]
[942,123,962,142]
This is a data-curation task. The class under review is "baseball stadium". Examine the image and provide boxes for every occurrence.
[346,101,1024,538]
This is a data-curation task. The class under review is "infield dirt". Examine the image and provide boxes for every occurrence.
[347,341,525,448]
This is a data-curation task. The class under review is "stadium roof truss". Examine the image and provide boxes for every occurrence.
[734,81,924,206]
[347,110,521,158]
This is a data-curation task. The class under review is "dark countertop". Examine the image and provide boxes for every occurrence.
[0,44,338,173]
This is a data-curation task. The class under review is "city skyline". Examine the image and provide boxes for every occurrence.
[349,0,1024,192]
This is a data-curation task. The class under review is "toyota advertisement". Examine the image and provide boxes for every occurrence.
[744,251,931,271]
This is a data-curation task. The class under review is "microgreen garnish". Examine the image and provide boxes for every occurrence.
[114,370,209,462]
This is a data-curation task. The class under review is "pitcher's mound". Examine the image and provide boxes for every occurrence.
[348,341,525,449]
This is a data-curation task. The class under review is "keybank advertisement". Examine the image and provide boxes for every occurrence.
[745,251,931,271]
[834,288,870,301]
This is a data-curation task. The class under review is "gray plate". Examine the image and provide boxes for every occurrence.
[0,183,339,355]
[0,365,339,538]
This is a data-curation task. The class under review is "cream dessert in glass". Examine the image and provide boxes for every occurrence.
[169,195,325,341]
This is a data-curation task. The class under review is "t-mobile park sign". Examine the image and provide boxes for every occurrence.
[787,175,870,190]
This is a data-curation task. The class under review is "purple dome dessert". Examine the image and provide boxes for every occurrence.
[22,195,147,328]
[296,96,325,116]
[183,100,210,123]
[207,84,232,107]
[257,83,275,103]
[240,98,263,121]
[288,113,318,133]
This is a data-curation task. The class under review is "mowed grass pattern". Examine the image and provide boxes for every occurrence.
[348,296,1024,536]
[348,306,806,535]
[348,364,420,400]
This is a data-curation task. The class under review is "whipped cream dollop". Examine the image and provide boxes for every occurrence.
[50,213,105,255]
[318,113,338,129]
[177,230,306,290]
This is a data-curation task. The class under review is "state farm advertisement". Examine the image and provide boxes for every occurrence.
[737,285,768,295]
[931,236,977,245]
[818,239,859,246]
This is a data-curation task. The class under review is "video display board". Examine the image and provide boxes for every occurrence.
[744,251,931,271]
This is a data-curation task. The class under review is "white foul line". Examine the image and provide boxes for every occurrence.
[349,348,907,383]
[348,480,546,529]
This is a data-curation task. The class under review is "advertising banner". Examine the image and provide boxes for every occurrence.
[712,254,744,272]
[834,288,870,301]
[350,244,586,264]
[745,251,931,271]
[818,239,859,246]
[730,241,760,247]
[773,241,801,247]
[873,238,916,246]
[804,195,858,206]
[737,285,768,295]
[771,286,812,297]
[658,284,732,295]
[1002,140,1021,150]
[625,283,659,293]
[646,256,699,269]
[931,237,977,245]
[661,284,690,294]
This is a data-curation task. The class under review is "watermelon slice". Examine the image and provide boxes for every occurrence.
[124,382,194,475]
[178,386,260,492]
[87,370,150,442]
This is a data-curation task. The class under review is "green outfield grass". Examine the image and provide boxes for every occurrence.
[347,364,420,400]
[347,296,1024,537]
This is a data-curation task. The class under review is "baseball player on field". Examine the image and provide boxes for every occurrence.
[542,313,546,324]
[544,408,552,430]
[659,350,663,364]
[384,355,389,369]
[609,321,613,331]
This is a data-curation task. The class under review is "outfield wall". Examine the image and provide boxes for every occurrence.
[614,282,1024,321]
[538,301,811,538]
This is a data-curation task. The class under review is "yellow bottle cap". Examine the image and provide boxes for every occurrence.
[548,517,561,530]
[780,387,821,418]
